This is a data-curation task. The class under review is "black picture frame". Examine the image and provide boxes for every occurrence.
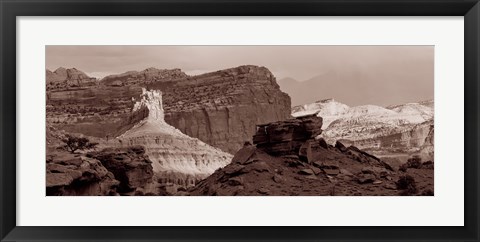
[1,0,479,241]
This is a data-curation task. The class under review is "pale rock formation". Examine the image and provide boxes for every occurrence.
[116,88,233,185]
[292,99,434,158]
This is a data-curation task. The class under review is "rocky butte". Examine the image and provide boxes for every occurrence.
[114,88,233,188]
[46,65,291,154]
[46,67,97,90]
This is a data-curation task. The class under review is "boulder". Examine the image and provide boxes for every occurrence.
[295,114,323,137]
[421,161,434,169]
[335,141,348,152]
[227,177,244,186]
[272,174,285,183]
[257,187,270,195]
[357,173,376,184]
[324,169,340,176]
[46,153,119,196]
[253,115,323,156]
[299,169,315,175]
[298,140,314,163]
[88,146,154,193]
[232,145,257,164]
[317,138,329,149]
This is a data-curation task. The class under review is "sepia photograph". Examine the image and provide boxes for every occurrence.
[45,45,434,196]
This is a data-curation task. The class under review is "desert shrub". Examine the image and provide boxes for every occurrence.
[421,161,434,169]
[396,175,417,196]
[406,156,422,169]
[60,134,99,153]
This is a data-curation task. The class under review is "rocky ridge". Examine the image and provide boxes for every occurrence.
[292,99,434,160]
[46,67,97,90]
[189,114,433,196]
[46,65,291,154]
[101,67,188,86]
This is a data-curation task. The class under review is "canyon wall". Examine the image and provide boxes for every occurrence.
[47,65,291,154]
[159,65,292,154]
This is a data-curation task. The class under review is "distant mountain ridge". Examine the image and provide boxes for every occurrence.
[278,68,433,107]
[46,67,97,90]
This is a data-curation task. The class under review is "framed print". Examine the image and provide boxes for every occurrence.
[1,0,479,241]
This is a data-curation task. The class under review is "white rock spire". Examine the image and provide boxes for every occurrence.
[132,88,165,121]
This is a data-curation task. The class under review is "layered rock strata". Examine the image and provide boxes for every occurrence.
[46,65,291,154]
[252,114,323,156]
[115,88,233,187]
[158,65,292,154]
[340,121,434,153]
[292,99,434,160]
[101,67,188,86]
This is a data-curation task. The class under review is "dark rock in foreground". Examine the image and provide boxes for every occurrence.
[253,114,322,156]
[87,146,154,193]
[46,152,119,196]
[189,115,434,196]
[47,146,158,196]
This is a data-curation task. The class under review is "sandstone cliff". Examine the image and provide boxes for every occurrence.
[158,65,292,153]
[47,65,291,154]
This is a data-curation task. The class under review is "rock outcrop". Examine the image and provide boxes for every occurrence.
[342,120,434,152]
[252,114,323,156]
[46,65,291,154]
[46,152,120,196]
[46,146,162,196]
[189,115,431,196]
[87,146,154,193]
[114,88,233,188]
[46,67,97,90]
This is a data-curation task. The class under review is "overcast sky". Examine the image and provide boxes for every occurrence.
[46,45,433,105]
